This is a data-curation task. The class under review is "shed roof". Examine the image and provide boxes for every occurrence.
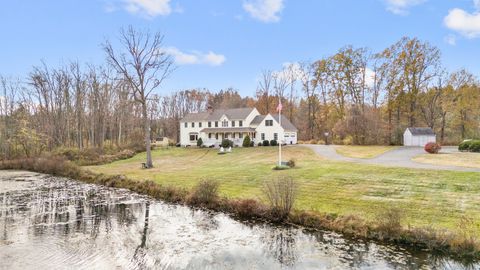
[406,127,435,136]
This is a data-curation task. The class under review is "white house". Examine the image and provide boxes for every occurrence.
[403,127,436,146]
[179,107,298,147]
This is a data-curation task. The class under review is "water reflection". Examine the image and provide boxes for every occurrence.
[0,171,477,270]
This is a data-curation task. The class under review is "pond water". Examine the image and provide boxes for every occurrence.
[0,170,477,270]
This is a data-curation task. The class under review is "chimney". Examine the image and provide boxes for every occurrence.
[207,105,213,113]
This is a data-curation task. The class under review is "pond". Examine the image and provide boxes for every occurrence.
[0,170,477,270]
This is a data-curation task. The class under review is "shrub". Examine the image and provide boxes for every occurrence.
[309,139,317,144]
[187,179,220,206]
[221,139,233,148]
[270,140,278,146]
[424,142,441,154]
[231,199,266,218]
[263,140,270,146]
[459,140,472,151]
[286,159,295,168]
[242,135,251,147]
[197,138,203,147]
[257,142,262,146]
[375,207,404,239]
[250,141,254,147]
[262,176,298,221]
[469,140,480,152]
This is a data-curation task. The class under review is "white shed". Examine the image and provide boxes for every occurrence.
[403,127,436,146]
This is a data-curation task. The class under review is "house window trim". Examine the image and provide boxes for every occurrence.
[208,122,212,128]
[191,122,195,128]
[274,133,278,141]
[215,121,218,127]
[239,120,243,127]
[232,120,235,127]
[261,133,265,140]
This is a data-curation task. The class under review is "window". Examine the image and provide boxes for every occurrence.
[291,133,296,137]
[239,133,243,139]
[222,120,228,127]
[215,121,218,127]
[253,133,256,139]
[191,122,195,128]
[274,133,278,140]
[232,121,235,127]
[261,133,265,140]
[199,122,202,128]
[239,120,243,127]
[208,133,212,139]
[184,122,187,128]
[215,134,218,140]
[265,120,273,126]
[208,122,212,127]
[189,133,198,141]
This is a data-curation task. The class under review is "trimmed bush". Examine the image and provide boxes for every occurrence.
[257,142,263,146]
[197,138,203,147]
[270,140,278,146]
[263,140,270,146]
[242,135,251,147]
[250,141,254,147]
[221,139,233,148]
[424,142,441,154]
[469,140,480,152]
[286,159,296,168]
[459,140,472,151]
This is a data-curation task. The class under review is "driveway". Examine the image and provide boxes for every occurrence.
[302,145,480,172]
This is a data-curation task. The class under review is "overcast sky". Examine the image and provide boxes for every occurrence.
[1,0,479,96]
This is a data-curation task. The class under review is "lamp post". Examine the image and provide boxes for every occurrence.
[324,132,329,145]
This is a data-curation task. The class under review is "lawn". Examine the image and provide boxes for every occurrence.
[334,145,398,159]
[86,146,480,232]
[413,152,480,169]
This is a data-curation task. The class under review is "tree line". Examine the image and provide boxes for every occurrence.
[1,31,479,160]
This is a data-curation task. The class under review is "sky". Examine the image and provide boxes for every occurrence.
[1,0,480,97]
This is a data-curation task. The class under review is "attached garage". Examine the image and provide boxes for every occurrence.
[403,127,436,147]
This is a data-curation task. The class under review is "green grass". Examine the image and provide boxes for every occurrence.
[86,146,480,232]
[413,152,480,169]
[334,145,398,159]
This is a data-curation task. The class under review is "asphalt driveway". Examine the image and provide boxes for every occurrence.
[302,145,480,172]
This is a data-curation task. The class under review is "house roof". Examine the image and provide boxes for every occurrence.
[200,127,256,133]
[250,115,265,125]
[181,108,255,122]
[272,115,298,132]
[406,127,435,136]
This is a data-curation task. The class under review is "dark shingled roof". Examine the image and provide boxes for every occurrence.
[407,127,435,136]
[181,108,255,122]
[272,115,298,132]
[250,115,265,125]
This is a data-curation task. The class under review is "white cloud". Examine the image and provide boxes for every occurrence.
[124,0,172,17]
[365,67,376,88]
[162,47,226,66]
[444,8,480,38]
[243,0,284,23]
[384,0,426,15]
[444,34,457,45]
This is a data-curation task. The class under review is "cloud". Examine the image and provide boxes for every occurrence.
[243,0,284,23]
[384,0,426,15]
[444,7,480,38]
[124,0,172,17]
[162,47,226,66]
[365,67,376,88]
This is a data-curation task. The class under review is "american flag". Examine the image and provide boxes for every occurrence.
[276,100,283,112]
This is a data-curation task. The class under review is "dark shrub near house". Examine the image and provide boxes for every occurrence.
[270,140,278,146]
[197,138,203,147]
[257,142,263,146]
[221,139,233,148]
[263,140,270,146]
[458,140,480,152]
[250,141,254,147]
[242,135,251,147]
[424,142,441,154]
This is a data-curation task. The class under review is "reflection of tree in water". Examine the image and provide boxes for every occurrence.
[131,201,150,269]
[262,226,298,266]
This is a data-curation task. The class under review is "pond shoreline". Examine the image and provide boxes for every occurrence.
[1,156,479,264]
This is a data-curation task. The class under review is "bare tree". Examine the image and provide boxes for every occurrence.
[103,26,174,168]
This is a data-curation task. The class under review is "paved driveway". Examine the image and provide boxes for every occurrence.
[302,145,480,172]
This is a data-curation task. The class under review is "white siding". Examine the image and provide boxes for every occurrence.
[255,114,284,144]
[403,129,436,146]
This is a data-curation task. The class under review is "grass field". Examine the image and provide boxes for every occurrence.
[413,152,480,169]
[334,145,398,159]
[86,146,480,232]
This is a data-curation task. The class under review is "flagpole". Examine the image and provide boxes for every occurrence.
[278,99,282,167]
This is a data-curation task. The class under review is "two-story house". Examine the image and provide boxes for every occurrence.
[179,107,297,147]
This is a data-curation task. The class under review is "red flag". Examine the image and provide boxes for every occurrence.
[276,101,283,112]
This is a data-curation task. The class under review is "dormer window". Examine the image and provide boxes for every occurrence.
[265,120,273,126]
[222,120,228,127]
[215,121,218,127]
[239,121,243,127]
[231,121,235,127]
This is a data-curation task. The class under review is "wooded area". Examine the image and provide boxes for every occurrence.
[1,34,479,159]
